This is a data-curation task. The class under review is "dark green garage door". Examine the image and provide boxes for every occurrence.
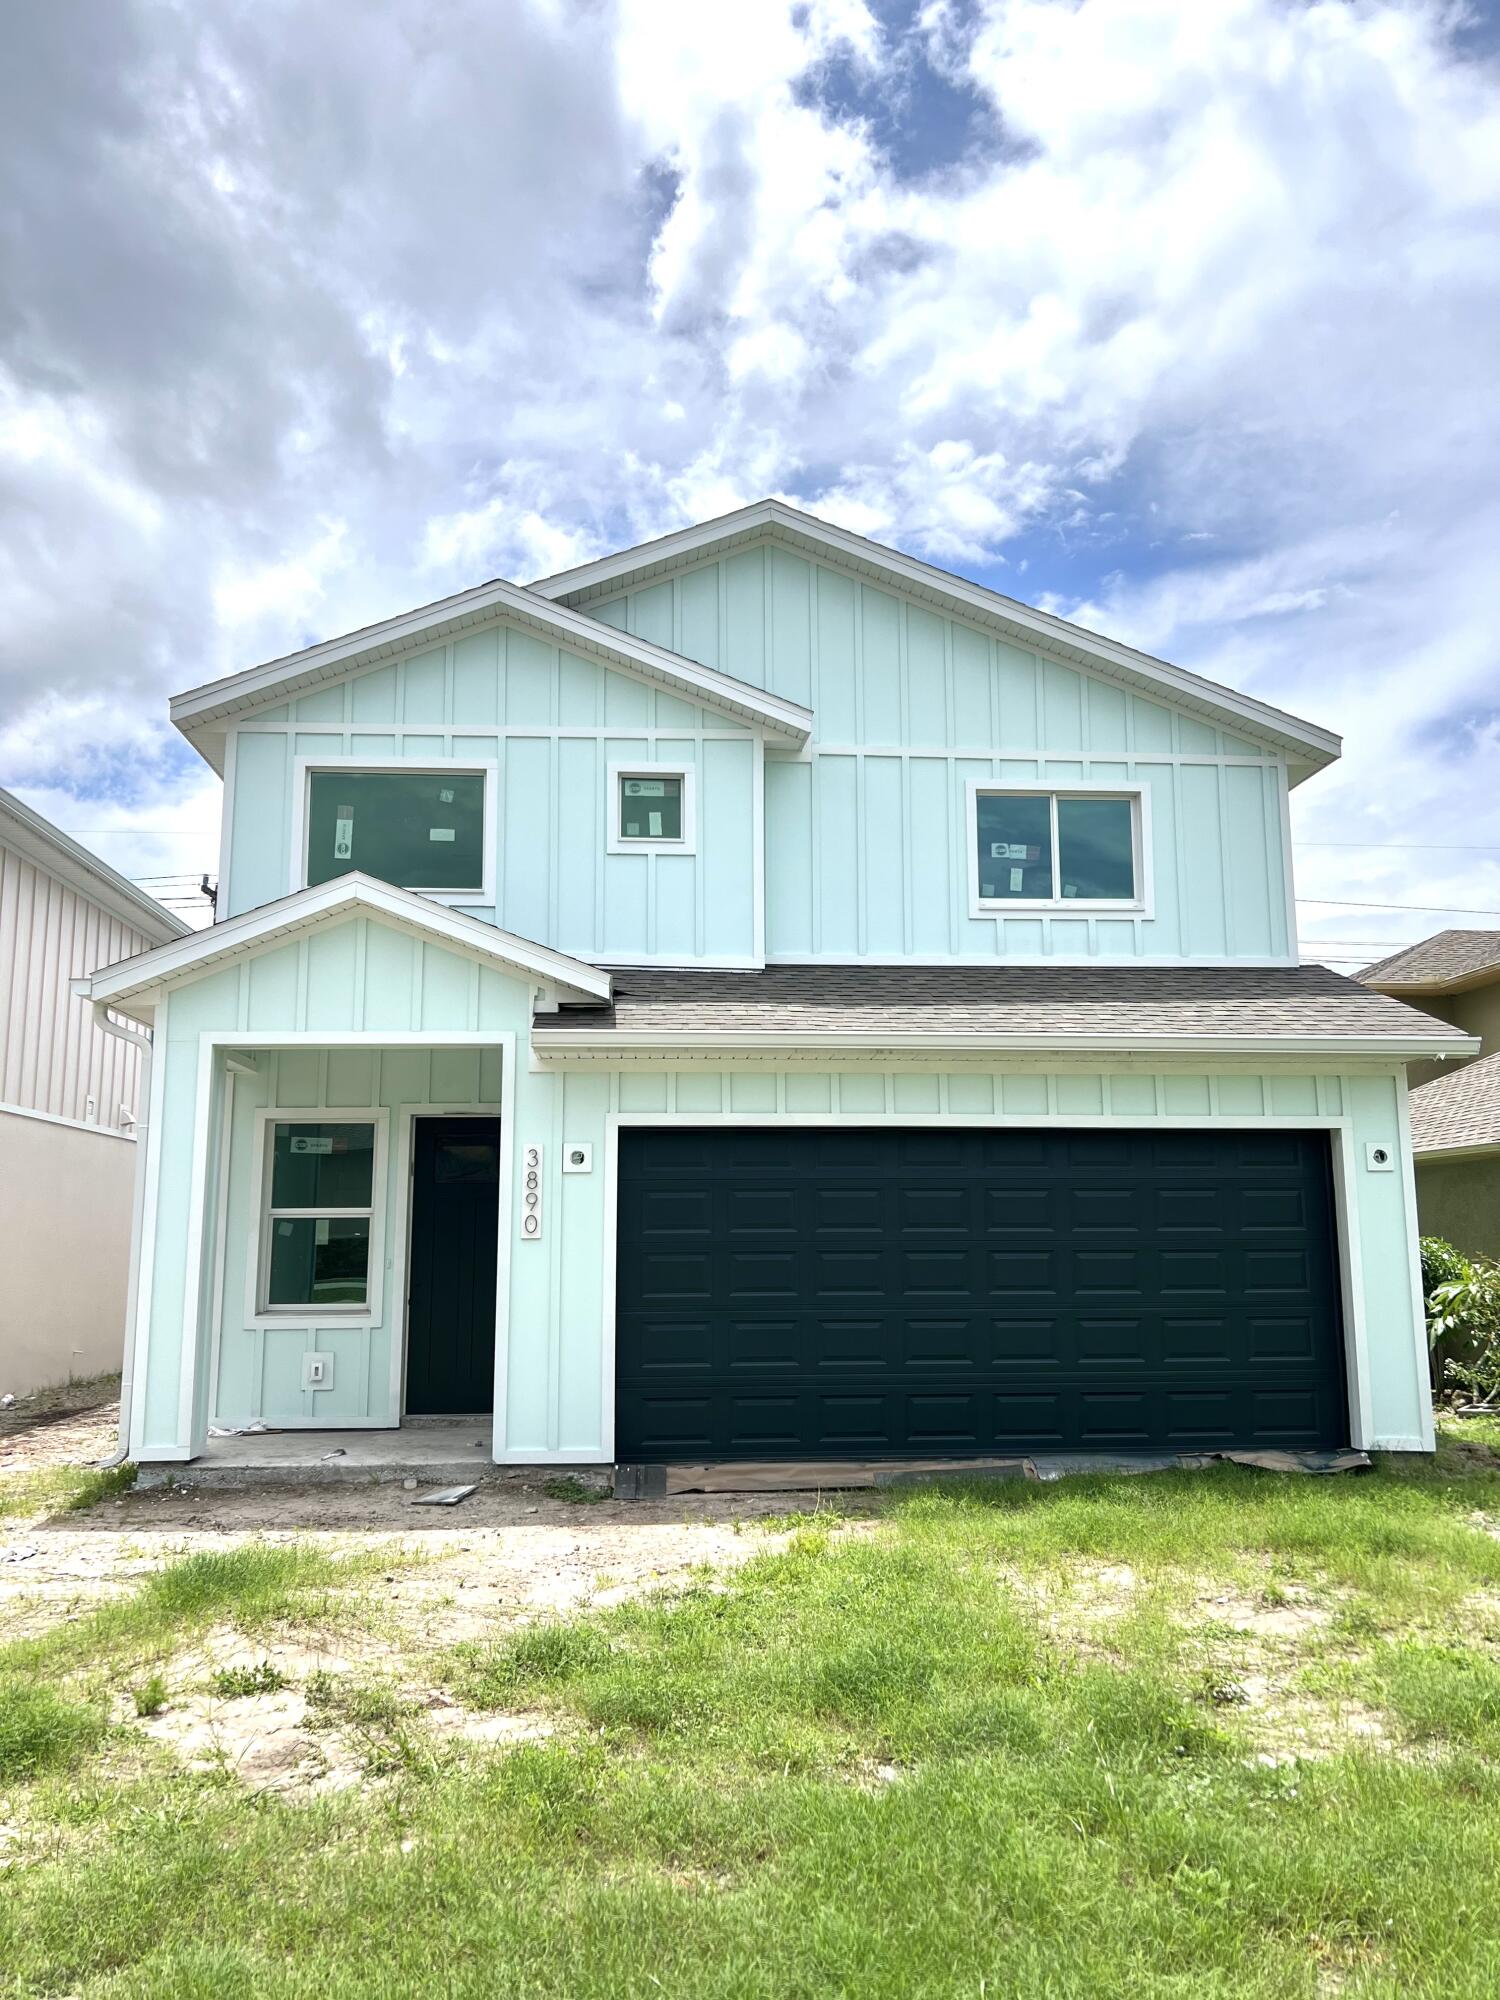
[615,1128,1348,1462]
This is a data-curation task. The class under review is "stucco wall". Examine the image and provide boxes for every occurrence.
[0,1107,132,1395]
[1415,1154,1500,1262]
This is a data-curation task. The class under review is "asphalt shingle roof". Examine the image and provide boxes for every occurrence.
[537,963,1470,1046]
[1360,930,1500,991]
[1409,1051,1500,1156]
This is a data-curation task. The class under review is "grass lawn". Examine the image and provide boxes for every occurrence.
[7,1432,1500,1995]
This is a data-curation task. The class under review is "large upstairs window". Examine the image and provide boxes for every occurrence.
[301,763,492,898]
[969,784,1148,914]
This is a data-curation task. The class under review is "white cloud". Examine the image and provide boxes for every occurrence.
[0,0,1495,954]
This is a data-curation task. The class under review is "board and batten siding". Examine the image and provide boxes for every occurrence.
[590,543,1295,964]
[0,835,154,1129]
[221,628,759,965]
[136,918,1429,1455]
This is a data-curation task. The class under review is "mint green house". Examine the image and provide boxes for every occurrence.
[83,502,1473,1468]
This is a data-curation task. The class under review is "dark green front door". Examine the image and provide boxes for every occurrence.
[405,1117,501,1416]
[615,1127,1348,1462]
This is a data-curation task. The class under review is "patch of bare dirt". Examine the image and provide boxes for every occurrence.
[0,1385,120,1475]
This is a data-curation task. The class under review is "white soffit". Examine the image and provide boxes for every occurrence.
[531,500,1342,781]
[170,575,813,773]
[0,785,189,944]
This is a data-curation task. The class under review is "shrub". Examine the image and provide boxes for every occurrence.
[209,1661,288,1699]
[1426,1247,1500,1405]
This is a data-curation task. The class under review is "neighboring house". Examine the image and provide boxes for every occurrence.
[79,500,1471,1469]
[1360,932,1500,1260]
[0,788,188,1395]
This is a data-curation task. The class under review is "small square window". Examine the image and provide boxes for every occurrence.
[618,774,683,841]
[608,766,696,853]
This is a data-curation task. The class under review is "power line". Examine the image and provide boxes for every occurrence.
[1296,897,1500,916]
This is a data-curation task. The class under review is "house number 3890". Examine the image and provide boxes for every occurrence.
[521,1144,543,1240]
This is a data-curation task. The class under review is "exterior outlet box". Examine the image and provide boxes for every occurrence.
[1364,1142,1395,1173]
[563,1143,594,1175]
[303,1353,331,1390]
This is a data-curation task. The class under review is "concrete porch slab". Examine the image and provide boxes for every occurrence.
[136,1420,502,1490]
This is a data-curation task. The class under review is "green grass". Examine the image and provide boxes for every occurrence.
[0,1459,136,1520]
[9,1459,1500,1994]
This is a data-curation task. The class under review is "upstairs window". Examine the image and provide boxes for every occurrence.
[303,766,489,895]
[260,1120,376,1312]
[607,763,697,854]
[970,785,1146,912]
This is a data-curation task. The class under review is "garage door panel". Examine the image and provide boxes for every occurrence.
[615,1128,1347,1460]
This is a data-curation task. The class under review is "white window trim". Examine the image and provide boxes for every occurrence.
[246,1107,390,1326]
[607,761,697,856]
[966,779,1153,920]
[290,756,498,905]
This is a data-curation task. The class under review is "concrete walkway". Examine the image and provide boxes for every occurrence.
[137,1419,507,1489]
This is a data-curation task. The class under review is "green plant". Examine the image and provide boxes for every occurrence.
[1428,1257,1500,1404]
[540,1475,609,1505]
[131,1674,168,1718]
[1421,1235,1471,1304]
[208,1661,288,1699]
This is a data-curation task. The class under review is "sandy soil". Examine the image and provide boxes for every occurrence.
[0,1389,848,1647]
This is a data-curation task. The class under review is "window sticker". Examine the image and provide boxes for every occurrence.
[334,805,355,861]
[315,1219,330,1245]
[991,842,1040,861]
[1009,866,1024,893]
[626,779,666,797]
[649,811,663,836]
[429,827,456,841]
[290,1135,333,1156]
[438,787,455,803]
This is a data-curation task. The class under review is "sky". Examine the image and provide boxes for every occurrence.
[1,0,1497,958]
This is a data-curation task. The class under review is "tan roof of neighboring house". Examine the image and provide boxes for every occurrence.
[1360,929,1500,993]
[1409,1050,1500,1158]
[533,962,1476,1057]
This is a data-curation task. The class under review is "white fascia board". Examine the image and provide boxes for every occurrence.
[0,786,190,945]
[531,500,1340,777]
[85,874,612,1008]
[1411,1140,1500,1163]
[169,575,811,770]
[531,1028,1483,1060]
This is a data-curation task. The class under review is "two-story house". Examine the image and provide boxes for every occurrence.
[80,502,1473,1470]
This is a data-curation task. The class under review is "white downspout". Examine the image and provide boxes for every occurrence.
[87,997,153,1468]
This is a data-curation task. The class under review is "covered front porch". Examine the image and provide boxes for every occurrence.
[80,877,614,1467]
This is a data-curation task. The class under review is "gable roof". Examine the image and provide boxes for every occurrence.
[532,499,1341,783]
[532,962,1476,1061]
[1359,930,1500,994]
[1409,1049,1500,1158]
[170,576,813,773]
[0,786,189,945]
[83,872,611,1021]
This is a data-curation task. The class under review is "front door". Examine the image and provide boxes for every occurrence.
[405,1116,501,1416]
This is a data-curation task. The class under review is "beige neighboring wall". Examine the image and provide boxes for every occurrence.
[0,1106,134,1393]
[1402,986,1500,1090]
[0,788,190,1396]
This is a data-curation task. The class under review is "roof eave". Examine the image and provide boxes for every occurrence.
[86,875,612,1011]
[0,788,190,945]
[530,500,1341,778]
[169,575,811,774]
[530,1029,1479,1061]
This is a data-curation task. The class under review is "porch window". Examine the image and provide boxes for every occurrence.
[261,1120,376,1310]
[970,785,1145,912]
[305,768,486,893]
